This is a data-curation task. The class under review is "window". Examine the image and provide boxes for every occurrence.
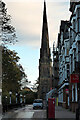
[78,52,80,62]
[78,19,80,32]
[77,8,80,18]
[77,8,80,32]
[73,19,76,29]
[71,55,73,73]
[78,43,80,52]
[67,64,69,69]
[67,49,69,55]
[67,70,69,78]
[73,19,76,39]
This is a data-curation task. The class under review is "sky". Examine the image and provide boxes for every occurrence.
[3,0,71,86]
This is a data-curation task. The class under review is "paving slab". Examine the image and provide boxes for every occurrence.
[55,106,76,119]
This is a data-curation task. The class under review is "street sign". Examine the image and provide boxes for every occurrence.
[65,89,69,94]
[70,74,79,83]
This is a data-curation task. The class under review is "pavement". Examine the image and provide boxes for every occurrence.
[0,114,2,120]
[55,106,76,119]
[1,105,79,120]
[2,105,47,119]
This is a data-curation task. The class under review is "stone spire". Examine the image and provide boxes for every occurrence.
[38,0,52,100]
[40,0,51,60]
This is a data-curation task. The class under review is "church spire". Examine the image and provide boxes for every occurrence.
[38,0,52,100]
[43,0,47,23]
[40,0,50,59]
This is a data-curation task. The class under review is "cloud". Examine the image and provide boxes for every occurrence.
[4,1,71,48]
[4,0,70,3]
[15,30,40,48]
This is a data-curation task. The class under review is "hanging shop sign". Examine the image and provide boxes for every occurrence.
[65,89,69,94]
[70,74,79,83]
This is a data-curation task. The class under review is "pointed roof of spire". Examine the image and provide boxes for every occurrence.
[43,0,47,23]
[40,0,51,60]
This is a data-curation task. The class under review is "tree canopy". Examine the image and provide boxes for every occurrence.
[2,47,28,94]
[1,1,17,44]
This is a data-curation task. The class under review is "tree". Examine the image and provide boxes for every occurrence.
[2,47,28,103]
[0,0,17,112]
[31,78,39,92]
[0,1,17,45]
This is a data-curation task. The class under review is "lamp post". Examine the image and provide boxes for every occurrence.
[16,93,18,104]
[20,94,22,104]
[5,96,7,111]
[5,96,7,99]
[24,95,26,104]
[9,91,12,104]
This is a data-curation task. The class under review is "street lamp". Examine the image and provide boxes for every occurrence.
[16,93,18,104]
[5,96,7,99]
[20,94,23,104]
[9,91,12,104]
[24,95,26,104]
[5,96,8,111]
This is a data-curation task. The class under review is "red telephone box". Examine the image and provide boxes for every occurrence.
[48,98,55,119]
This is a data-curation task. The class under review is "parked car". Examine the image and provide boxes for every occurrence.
[33,99,43,109]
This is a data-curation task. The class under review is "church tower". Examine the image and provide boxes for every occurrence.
[38,1,52,100]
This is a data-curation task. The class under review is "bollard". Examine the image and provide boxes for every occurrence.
[76,108,79,120]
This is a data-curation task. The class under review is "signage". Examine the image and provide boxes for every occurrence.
[70,74,79,83]
[65,89,69,94]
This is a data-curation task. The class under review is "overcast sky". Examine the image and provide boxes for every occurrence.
[4,0,71,86]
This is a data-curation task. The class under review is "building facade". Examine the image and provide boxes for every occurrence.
[52,44,59,103]
[69,1,80,112]
[57,21,70,108]
[56,1,80,112]
[38,1,52,100]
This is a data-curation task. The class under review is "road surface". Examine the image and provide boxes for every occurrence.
[2,105,47,119]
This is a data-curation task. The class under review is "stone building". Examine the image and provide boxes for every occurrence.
[38,1,52,100]
[52,44,59,95]
[69,0,80,112]
[56,0,80,112]
[57,21,70,109]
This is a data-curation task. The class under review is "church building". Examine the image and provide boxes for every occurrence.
[38,1,52,100]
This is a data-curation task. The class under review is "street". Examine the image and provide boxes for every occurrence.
[2,105,76,120]
[2,105,47,119]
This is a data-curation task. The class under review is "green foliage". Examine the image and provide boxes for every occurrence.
[20,89,37,104]
[1,1,17,44]
[2,47,27,105]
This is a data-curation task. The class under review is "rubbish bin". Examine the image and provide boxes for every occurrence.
[48,98,55,119]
